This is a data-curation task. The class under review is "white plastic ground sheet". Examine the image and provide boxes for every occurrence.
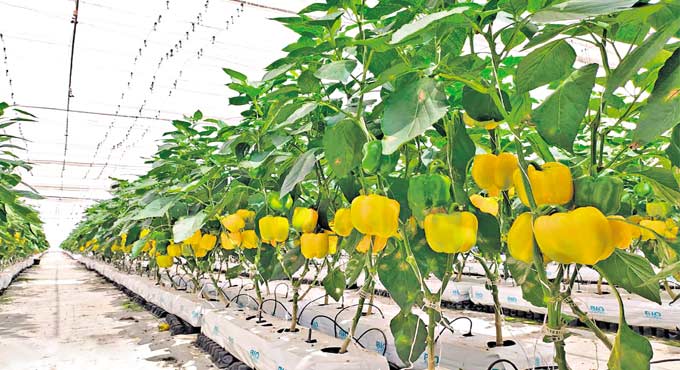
[207,278,556,370]
[0,257,34,290]
[79,256,389,370]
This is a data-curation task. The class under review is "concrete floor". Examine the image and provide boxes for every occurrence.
[0,251,215,370]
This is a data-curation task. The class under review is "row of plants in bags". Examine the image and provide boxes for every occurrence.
[63,1,680,369]
[0,103,48,270]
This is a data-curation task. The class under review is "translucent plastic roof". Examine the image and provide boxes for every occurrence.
[0,0,313,246]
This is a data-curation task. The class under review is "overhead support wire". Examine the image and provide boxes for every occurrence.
[61,0,80,182]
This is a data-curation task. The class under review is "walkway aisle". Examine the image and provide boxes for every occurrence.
[0,251,214,370]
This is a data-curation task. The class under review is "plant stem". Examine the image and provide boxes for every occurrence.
[476,256,504,346]
[548,298,570,370]
[339,276,373,353]
[565,298,612,350]
[427,307,437,370]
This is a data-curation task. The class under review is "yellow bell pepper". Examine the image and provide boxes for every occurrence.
[513,162,573,206]
[646,202,671,218]
[200,233,217,250]
[423,212,478,254]
[356,235,388,254]
[236,209,256,223]
[140,229,150,239]
[156,255,173,268]
[639,219,677,240]
[666,219,678,240]
[471,153,518,196]
[608,216,638,249]
[328,234,338,255]
[463,112,499,130]
[300,233,329,259]
[184,230,202,246]
[241,230,259,249]
[292,207,318,233]
[193,246,208,258]
[120,233,127,247]
[167,242,182,257]
[534,207,614,265]
[351,194,400,238]
[507,213,535,264]
[220,232,237,250]
[221,214,245,233]
[469,194,499,216]
[259,216,290,245]
[330,208,353,237]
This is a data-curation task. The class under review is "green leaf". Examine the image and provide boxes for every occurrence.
[410,229,448,281]
[172,211,206,243]
[532,0,637,23]
[280,149,317,197]
[132,197,177,220]
[298,70,320,94]
[390,310,428,365]
[461,86,510,122]
[506,258,547,307]
[262,63,293,81]
[631,167,680,207]
[323,119,367,178]
[314,60,357,82]
[516,40,576,93]
[633,48,680,144]
[605,17,680,100]
[322,268,345,301]
[607,315,653,370]
[378,244,423,311]
[532,63,598,152]
[666,125,680,167]
[473,210,501,256]
[595,249,661,304]
[390,7,469,45]
[130,238,147,259]
[281,102,318,127]
[382,78,448,154]
[448,115,475,180]
[223,68,247,82]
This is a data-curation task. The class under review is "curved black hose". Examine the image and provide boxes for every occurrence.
[435,316,474,342]
[333,302,385,325]
[651,358,680,364]
[355,327,388,356]
[229,293,259,309]
[260,298,291,317]
[486,359,518,370]
[297,295,327,321]
[274,282,290,299]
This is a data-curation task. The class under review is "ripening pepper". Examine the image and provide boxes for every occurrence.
[423,212,478,254]
[259,216,289,245]
[534,207,614,265]
[608,216,638,249]
[362,141,383,174]
[267,192,293,212]
[120,233,127,247]
[356,235,388,254]
[646,202,671,219]
[193,246,208,258]
[140,229,151,239]
[351,194,400,238]
[513,162,573,207]
[220,232,237,250]
[300,233,329,259]
[328,234,338,255]
[330,208,353,237]
[469,194,499,216]
[184,230,202,246]
[200,233,217,250]
[379,151,399,175]
[463,112,499,130]
[507,213,535,264]
[221,214,245,233]
[241,230,259,249]
[292,207,318,233]
[156,255,173,268]
[407,174,452,221]
[472,153,518,196]
[574,176,623,215]
[236,209,256,224]
[167,242,182,257]
[640,219,678,241]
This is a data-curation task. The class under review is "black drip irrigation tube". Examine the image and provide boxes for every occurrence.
[196,333,253,370]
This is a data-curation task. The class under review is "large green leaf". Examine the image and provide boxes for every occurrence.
[605,17,680,100]
[378,244,422,311]
[506,258,546,307]
[532,63,598,152]
[390,7,469,44]
[473,210,501,256]
[633,48,680,144]
[314,60,357,82]
[461,86,510,122]
[280,102,318,127]
[608,311,653,370]
[516,40,575,93]
[323,119,366,178]
[666,125,680,167]
[595,249,661,304]
[132,197,177,220]
[280,149,318,197]
[632,167,680,207]
[172,211,206,243]
[381,78,448,154]
[410,229,448,281]
[532,0,637,23]
[390,310,428,365]
[322,268,345,301]
[447,115,475,181]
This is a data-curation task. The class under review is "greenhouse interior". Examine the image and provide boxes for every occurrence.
[1,0,680,369]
